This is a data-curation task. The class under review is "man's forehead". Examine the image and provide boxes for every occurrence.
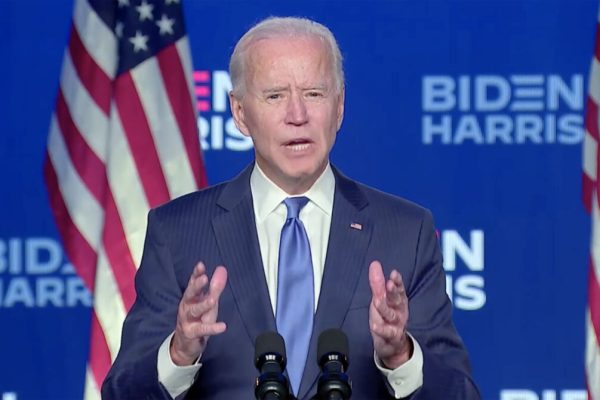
[248,35,328,60]
[240,35,336,93]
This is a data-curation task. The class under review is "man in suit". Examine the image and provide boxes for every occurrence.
[102,16,479,399]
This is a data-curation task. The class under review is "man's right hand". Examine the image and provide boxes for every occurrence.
[170,262,228,366]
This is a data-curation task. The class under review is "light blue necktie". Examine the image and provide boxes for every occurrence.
[276,196,314,395]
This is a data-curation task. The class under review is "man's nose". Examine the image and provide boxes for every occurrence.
[285,92,308,125]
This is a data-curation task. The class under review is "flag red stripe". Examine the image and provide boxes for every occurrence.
[584,172,594,214]
[586,97,600,141]
[590,259,600,346]
[89,310,112,389]
[55,90,107,203]
[68,24,112,116]
[102,194,137,310]
[44,155,97,291]
[157,45,207,188]
[54,90,137,309]
[46,3,207,398]
[114,73,171,207]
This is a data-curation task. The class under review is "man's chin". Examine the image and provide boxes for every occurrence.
[277,169,323,194]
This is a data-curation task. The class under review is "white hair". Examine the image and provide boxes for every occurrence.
[229,16,345,97]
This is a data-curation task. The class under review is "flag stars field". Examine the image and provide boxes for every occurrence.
[156,14,175,36]
[136,0,154,21]
[129,30,149,52]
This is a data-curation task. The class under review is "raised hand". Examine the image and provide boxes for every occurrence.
[170,262,228,366]
[368,260,412,369]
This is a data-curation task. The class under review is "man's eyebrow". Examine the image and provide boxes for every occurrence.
[262,87,289,94]
[301,84,329,92]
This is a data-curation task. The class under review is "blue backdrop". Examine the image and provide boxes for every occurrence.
[0,1,596,399]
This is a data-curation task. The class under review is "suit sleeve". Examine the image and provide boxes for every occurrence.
[101,209,184,400]
[404,210,481,400]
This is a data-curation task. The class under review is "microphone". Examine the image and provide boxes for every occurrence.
[254,331,292,400]
[316,329,352,400]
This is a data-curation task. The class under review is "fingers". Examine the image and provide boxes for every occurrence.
[183,262,209,302]
[373,298,399,323]
[369,262,408,343]
[368,260,386,298]
[369,261,407,308]
[171,263,228,365]
[370,320,402,340]
[385,270,406,307]
[181,320,227,339]
[179,263,228,327]
[188,296,217,319]
[209,266,228,300]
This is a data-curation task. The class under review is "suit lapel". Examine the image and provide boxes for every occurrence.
[212,165,276,344]
[298,168,372,398]
[211,165,372,399]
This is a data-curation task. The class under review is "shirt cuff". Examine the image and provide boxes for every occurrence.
[157,332,202,399]
[374,332,424,399]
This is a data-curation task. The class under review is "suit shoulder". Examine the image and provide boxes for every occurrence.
[150,181,228,222]
[355,181,434,223]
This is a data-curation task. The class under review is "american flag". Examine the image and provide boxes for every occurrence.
[583,10,600,399]
[43,0,206,398]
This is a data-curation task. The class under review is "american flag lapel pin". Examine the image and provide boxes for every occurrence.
[350,222,362,231]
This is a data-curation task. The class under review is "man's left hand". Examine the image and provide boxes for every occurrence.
[368,260,412,369]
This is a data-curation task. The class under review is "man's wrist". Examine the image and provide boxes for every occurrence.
[381,334,414,369]
[170,335,200,366]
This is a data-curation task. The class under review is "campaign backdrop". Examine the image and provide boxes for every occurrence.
[0,1,596,399]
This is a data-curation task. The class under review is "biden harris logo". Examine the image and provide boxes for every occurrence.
[194,69,253,152]
[440,229,485,311]
[0,237,91,308]
[421,74,584,145]
[500,389,586,400]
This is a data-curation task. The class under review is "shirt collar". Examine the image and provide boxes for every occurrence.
[250,162,335,222]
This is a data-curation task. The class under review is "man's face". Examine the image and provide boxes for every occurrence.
[230,36,345,194]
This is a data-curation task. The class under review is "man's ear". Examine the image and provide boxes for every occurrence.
[229,91,250,137]
[336,86,345,131]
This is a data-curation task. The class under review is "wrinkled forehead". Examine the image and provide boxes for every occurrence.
[244,36,335,84]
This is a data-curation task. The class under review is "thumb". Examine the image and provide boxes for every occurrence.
[368,260,386,298]
[209,266,228,299]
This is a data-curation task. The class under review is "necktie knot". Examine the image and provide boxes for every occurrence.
[283,196,309,219]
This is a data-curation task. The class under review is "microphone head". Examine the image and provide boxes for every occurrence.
[317,328,349,370]
[254,331,287,370]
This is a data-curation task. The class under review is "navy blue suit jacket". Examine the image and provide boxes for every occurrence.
[102,165,479,399]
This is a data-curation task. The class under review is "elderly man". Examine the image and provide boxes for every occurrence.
[102,16,479,399]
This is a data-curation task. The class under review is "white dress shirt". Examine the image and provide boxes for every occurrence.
[157,163,423,398]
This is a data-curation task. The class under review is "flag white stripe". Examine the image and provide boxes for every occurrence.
[131,57,197,198]
[48,117,103,250]
[590,58,600,106]
[176,37,198,118]
[584,131,598,181]
[107,106,151,268]
[73,0,117,79]
[591,193,600,282]
[93,247,128,359]
[587,310,600,399]
[60,51,109,162]
[84,366,101,400]
[48,2,205,399]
